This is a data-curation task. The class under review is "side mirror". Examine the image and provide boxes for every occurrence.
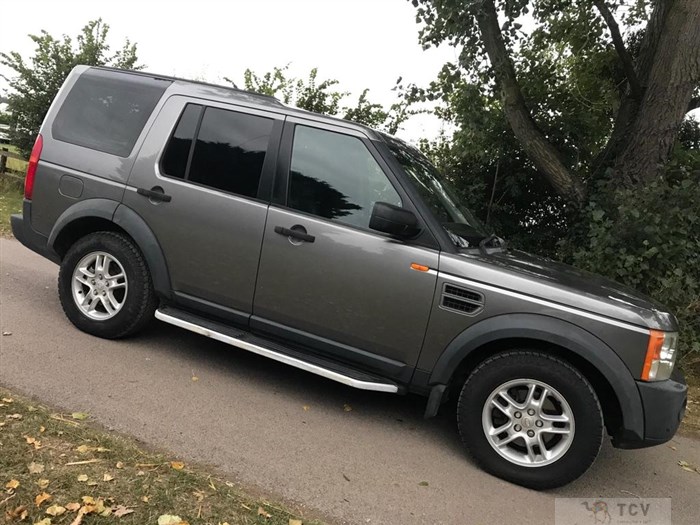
[369,202,421,238]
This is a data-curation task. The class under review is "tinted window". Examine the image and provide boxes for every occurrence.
[187,107,273,198]
[53,68,170,157]
[161,104,201,179]
[288,126,401,229]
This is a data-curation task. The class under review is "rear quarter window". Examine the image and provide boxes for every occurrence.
[52,68,171,157]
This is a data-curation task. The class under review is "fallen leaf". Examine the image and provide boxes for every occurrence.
[25,436,42,450]
[1,397,12,403]
[103,473,114,482]
[28,406,37,412]
[35,492,52,507]
[191,375,199,382]
[258,506,272,519]
[302,405,310,411]
[7,505,28,520]
[141,496,150,503]
[418,481,429,487]
[157,515,184,525]
[289,520,303,525]
[27,461,44,474]
[136,470,146,476]
[65,502,81,512]
[77,474,88,482]
[68,510,84,525]
[86,481,98,486]
[96,447,110,452]
[115,462,124,469]
[76,445,91,453]
[7,413,22,420]
[5,479,20,490]
[34,518,51,525]
[36,479,50,489]
[112,505,134,517]
[343,404,353,412]
[170,461,185,470]
[46,504,66,516]
[71,412,89,421]
[39,426,46,433]
[2,331,12,336]
[193,490,205,502]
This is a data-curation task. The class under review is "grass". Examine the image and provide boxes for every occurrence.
[0,387,319,525]
[0,174,24,236]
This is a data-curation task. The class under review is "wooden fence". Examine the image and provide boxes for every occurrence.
[0,147,26,180]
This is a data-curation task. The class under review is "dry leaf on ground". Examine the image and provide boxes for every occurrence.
[35,492,52,506]
[289,520,303,525]
[46,504,66,516]
[5,479,20,490]
[70,412,89,421]
[28,462,45,474]
[77,474,88,482]
[34,518,51,525]
[65,502,81,512]
[170,461,185,470]
[103,473,114,482]
[158,514,186,525]
[257,506,272,519]
[36,479,49,489]
[112,505,134,517]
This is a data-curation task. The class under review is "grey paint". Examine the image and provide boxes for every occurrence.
[122,95,276,313]
[253,206,439,367]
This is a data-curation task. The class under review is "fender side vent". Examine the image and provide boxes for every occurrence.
[441,284,484,315]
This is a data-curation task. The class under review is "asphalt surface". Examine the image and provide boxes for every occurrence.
[2,236,700,525]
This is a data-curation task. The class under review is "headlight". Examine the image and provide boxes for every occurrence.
[641,330,678,381]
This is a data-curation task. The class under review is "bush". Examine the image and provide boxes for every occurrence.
[561,173,700,361]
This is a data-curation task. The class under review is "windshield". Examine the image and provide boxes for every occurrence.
[385,136,491,249]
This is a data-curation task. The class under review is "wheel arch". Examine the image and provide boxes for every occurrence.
[48,200,171,299]
[426,314,642,442]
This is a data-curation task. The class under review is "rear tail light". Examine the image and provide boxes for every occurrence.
[24,134,43,200]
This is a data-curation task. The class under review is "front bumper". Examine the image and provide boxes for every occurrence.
[614,368,687,449]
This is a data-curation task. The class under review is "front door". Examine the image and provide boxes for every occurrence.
[124,96,283,318]
[252,120,438,372]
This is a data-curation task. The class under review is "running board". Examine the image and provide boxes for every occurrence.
[155,307,399,393]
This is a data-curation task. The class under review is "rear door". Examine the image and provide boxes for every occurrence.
[252,119,439,376]
[124,96,283,320]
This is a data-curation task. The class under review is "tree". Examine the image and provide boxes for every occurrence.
[0,19,140,156]
[414,0,700,205]
[236,65,424,134]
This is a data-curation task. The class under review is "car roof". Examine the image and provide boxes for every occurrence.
[91,66,385,141]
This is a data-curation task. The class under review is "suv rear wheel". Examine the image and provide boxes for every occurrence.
[457,350,603,489]
[58,231,157,339]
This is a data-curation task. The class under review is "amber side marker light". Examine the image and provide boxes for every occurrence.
[410,263,430,272]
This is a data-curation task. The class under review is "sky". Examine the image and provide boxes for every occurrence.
[0,0,459,143]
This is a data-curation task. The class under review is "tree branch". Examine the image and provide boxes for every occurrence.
[593,0,643,100]
[472,0,586,204]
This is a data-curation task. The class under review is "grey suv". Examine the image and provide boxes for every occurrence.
[11,66,687,489]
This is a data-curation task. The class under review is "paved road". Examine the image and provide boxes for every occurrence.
[2,237,699,525]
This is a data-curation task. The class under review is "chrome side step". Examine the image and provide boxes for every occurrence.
[155,308,399,393]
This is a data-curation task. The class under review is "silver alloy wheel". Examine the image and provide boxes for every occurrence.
[71,251,128,320]
[482,378,575,467]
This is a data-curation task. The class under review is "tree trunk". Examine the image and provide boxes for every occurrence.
[615,0,700,185]
[473,0,586,204]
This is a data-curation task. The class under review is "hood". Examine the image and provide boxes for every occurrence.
[451,249,677,331]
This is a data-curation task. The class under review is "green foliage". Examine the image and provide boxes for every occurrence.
[561,167,700,360]
[238,65,424,134]
[0,19,140,157]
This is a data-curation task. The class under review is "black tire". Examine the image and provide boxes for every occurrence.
[457,350,603,490]
[58,231,157,339]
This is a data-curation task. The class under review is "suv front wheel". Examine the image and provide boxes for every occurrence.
[58,231,157,339]
[457,350,603,489]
